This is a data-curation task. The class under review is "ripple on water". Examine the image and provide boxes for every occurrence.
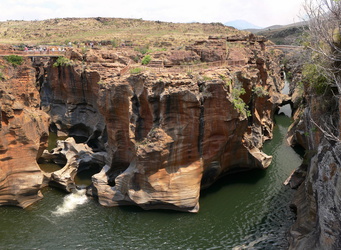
[0,114,302,249]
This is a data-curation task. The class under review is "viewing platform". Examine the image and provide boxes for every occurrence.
[0,50,65,58]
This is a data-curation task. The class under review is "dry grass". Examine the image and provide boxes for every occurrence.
[0,17,247,47]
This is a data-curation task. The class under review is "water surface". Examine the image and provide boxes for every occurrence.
[0,115,301,249]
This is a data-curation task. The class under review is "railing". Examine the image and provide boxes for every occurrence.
[0,50,66,56]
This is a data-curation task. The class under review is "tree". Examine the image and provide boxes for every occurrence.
[301,0,341,141]
[304,0,341,93]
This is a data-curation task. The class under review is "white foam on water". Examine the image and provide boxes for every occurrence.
[52,189,88,216]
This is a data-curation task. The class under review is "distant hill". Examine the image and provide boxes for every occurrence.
[225,20,263,30]
[247,21,308,45]
[0,17,244,46]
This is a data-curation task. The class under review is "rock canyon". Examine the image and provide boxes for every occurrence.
[0,32,286,212]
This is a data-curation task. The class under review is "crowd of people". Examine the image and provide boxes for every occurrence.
[23,46,66,54]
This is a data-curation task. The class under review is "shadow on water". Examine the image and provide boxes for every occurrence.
[117,204,189,215]
[238,184,296,250]
[200,168,266,198]
[292,144,306,158]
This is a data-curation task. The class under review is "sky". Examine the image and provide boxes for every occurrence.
[0,0,306,28]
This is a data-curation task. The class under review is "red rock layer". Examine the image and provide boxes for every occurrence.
[0,58,49,208]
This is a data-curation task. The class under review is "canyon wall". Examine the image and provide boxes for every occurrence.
[287,72,341,249]
[0,56,49,208]
[0,36,285,212]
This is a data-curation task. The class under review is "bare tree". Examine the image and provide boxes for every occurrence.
[304,0,341,93]
[302,0,341,140]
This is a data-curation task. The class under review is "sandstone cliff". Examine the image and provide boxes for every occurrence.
[0,35,285,212]
[0,55,49,208]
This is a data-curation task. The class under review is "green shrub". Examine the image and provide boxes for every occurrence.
[97,80,106,85]
[130,67,143,74]
[135,46,150,55]
[219,74,227,81]
[4,55,23,66]
[302,64,328,94]
[203,75,212,81]
[253,86,269,97]
[231,88,251,117]
[141,55,152,65]
[111,39,119,48]
[53,56,73,67]
[81,47,88,54]
[0,72,4,81]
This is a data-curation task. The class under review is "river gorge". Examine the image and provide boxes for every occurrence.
[0,31,306,249]
[0,113,302,249]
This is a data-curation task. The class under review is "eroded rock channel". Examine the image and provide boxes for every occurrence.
[0,35,288,212]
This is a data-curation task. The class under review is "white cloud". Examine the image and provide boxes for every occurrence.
[0,0,306,27]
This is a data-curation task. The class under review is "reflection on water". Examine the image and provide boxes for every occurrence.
[39,163,62,173]
[0,115,301,249]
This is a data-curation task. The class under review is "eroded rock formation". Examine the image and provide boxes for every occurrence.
[0,56,49,208]
[0,35,285,212]
[287,78,341,249]
[39,137,106,192]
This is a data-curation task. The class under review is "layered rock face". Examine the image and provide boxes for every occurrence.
[39,137,106,192]
[92,67,281,212]
[83,37,283,212]
[0,57,49,208]
[289,138,341,249]
[42,56,105,148]
[288,86,341,249]
[0,35,285,212]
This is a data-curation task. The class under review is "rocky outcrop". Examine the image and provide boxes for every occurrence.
[86,40,284,212]
[0,57,49,208]
[41,53,107,149]
[0,34,284,212]
[39,137,106,192]
[289,138,341,249]
[287,71,341,248]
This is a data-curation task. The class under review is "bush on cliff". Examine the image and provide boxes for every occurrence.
[141,55,152,65]
[53,56,73,67]
[4,55,23,66]
[302,63,328,95]
[130,67,143,74]
[231,87,251,117]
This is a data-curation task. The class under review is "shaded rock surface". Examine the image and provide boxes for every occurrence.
[287,69,341,248]
[39,137,106,192]
[83,40,284,212]
[289,139,341,250]
[0,57,49,208]
[1,34,285,212]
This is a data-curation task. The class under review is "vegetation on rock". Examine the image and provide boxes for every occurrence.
[130,67,143,74]
[141,55,152,65]
[53,56,73,67]
[4,55,23,66]
[231,87,251,117]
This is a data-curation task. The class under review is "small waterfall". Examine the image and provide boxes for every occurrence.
[278,72,292,117]
[52,189,88,216]
[281,71,290,95]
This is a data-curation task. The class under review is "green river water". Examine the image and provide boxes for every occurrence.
[1,74,301,249]
[0,111,302,250]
